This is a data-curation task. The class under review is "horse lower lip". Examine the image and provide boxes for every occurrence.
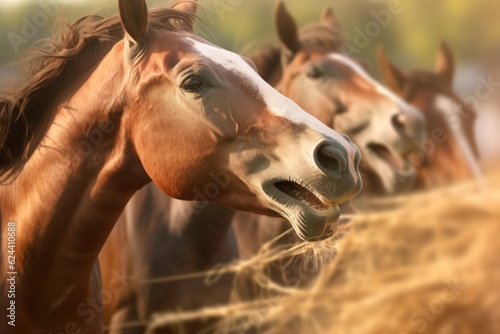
[303,212,339,242]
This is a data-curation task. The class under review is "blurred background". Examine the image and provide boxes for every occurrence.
[3,0,500,163]
[2,0,500,94]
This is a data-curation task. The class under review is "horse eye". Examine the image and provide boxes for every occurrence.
[182,78,205,92]
[307,66,323,79]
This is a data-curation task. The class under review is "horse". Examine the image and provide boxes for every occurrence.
[378,43,482,188]
[0,0,363,332]
[100,3,425,332]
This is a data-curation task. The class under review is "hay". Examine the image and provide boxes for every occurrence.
[145,171,500,333]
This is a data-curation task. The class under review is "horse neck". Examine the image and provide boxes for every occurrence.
[166,200,237,284]
[0,44,149,325]
[173,200,236,264]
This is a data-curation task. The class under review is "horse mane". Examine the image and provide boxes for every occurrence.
[0,6,195,180]
[247,42,282,84]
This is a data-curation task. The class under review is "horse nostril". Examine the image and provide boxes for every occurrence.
[316,144,343,175]
[314,141,360,202]
[391,113,407,134]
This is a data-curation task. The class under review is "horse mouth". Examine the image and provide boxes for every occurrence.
[263,180,339,242]
[366,142,416,193]
[274,181,330,211]
[367,143,412,173]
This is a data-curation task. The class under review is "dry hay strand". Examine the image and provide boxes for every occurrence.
[254,172,500,334]
[149,171,500,333]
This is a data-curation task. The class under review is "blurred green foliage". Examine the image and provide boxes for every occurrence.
[1,0,500,76]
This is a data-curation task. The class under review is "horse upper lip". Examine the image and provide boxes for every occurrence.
[273,179,332,211]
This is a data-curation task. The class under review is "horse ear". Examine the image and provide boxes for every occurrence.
[171,0,197,32]
[119,0,148,45]
[377,47,407,94]
[436,42,455,87]
[275,1,300,61]
[321,7,341,30]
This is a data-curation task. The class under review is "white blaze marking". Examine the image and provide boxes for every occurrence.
[434,95,482,179]
[187,38,337,136]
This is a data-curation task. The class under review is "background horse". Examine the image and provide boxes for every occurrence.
[0,0,362,332]
[265,2,425,195]
[101,3,425,332]
[378,43,481,188]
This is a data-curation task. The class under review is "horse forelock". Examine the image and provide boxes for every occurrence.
[299,23,344,52]
[403,71,454,101]
[403,70,480,165]
[248,22,344,85]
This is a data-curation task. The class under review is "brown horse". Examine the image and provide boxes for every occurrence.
[378,43,481,188]
[100,3,425,332]
[0,0,363,332]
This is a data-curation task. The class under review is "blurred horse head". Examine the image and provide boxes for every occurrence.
[378,43,481,187]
